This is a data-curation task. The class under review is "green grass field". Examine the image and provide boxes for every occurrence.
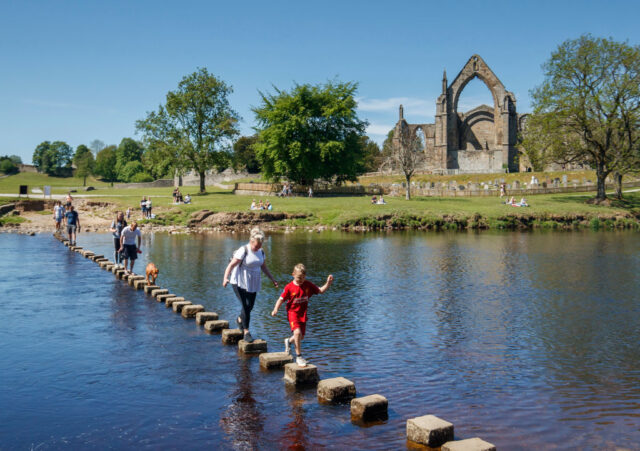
[1,172,639,230]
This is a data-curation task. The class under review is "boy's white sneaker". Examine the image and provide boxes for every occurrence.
[284,338,290,354]
[296,356,307,367]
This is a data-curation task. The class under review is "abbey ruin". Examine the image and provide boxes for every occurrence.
[392,55,529,174]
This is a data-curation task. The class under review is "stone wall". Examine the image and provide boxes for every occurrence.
[175,169,249,187]
[452,150,504,172]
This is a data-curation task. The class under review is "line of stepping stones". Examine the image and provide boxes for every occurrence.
[53,233,496,450]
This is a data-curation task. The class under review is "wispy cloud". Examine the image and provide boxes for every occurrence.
[357,96,433,119]
[366,123,394,136]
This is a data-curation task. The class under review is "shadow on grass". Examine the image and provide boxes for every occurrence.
[550,192,640,210]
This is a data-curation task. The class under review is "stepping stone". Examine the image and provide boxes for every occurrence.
[317,377,356,403]
[259,352,293,369]
[128,275,145,286]
[442,438,496,451]
[111,265,121,274]
[90,254,104,261]
[114,269,126,278]
[133,279,147,289]
[99,261,113,268]
[165,296,185,307]
[284,363,319,387]
[172,301,192,313]
[222,329,243,344]
[351,394,388,422]
[157,293,176,303]
[82,251,94,257]
[238,339,267,354]
[104,264,114,271]
[94,257,107,262]
[195,312,218,325]
[204,320,229,332]
[151,288,169,298]
[181,304,204,318]
[117,271,130,280]
[143,284,159,294]
[406,415,454,448]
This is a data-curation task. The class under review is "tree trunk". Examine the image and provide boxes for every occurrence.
[614,172,623,199]
[595,162,607,201]
[83,175,87,187]
[199,171,206,194]
[405,174,411,200]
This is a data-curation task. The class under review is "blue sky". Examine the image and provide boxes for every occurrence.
[1,0,639,164]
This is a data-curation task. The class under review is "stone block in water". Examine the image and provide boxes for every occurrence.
[406,415,454,447]
[350,394,388,421]
[442,438,496,451]
[157,293,176,303]
[111,265,120,274]
[222,329,243,344]
[90,254,104,261]
[204,320,229,332]
[317,377,356,403]
[114,269,126,278]
[128,275,144,286]
[238,339,267,354]
[143,284,159,294]
[284,363,319,387]
[104,264,115,271]
[172,301,192,313]
[259,352,293,369]
[165,297,185,307]
[98,261,112,268]
[195,312,218,325]
[181,304,204,318]
[133,279,147,289]
[151,288,168,298]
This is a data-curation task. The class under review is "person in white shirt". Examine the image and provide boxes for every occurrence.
[119,221,142,275]
[145,198,152,218]
[222,228,278,343]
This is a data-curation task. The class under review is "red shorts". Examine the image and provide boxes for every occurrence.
[287,312,306,338]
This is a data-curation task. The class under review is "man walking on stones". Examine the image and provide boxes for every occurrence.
[119,221,142,275]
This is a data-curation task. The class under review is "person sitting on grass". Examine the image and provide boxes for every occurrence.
[271,263,333,368]
[184,194,191,204]
[266,200,272,211]
[519,197,529,207]
[376,195,386,205]
[371,195,377,204]
[250,199,257,210]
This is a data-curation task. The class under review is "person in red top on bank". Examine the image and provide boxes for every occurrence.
[271,263,333,367]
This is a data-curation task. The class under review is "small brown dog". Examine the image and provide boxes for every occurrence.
[146,262,159,285]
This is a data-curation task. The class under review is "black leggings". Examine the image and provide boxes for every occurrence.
[113,238,122,264]
[232,284,257,330]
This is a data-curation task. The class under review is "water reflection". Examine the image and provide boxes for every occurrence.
[1,231,639,449]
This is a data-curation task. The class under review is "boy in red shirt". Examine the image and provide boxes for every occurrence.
[271,263,333,367]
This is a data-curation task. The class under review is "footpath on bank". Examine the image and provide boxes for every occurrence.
[52,232,497,450]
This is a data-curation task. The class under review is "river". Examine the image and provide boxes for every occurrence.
[1,231,639,449]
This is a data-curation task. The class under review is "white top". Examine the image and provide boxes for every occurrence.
[121,226,142,245]
[54,205,64,218]
[146,199,152,208]
[230,245,265,293]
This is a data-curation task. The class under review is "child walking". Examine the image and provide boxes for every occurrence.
[271,263,333,367]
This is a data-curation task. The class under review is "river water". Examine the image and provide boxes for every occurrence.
[1,231,639,450]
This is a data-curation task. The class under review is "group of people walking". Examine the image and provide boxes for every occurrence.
[223,228,333,367]
[53,193,80,245]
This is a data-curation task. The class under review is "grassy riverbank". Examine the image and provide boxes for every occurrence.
[2,172,640,231]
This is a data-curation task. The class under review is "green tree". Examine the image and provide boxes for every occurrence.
[95,145,118,186]
[73,144,95,186]
[32,140,73,176]
[136,68,240,193]
[253,80,368,186]
[0,157,19,175]
[233,135,260,173]
[530,34,640,201]
[115,138,144,180]
[119,160,146,182]
[8,155,22,165]
[360,136,382,172]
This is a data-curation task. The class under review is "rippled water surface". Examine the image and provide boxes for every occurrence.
[1,231,639,450]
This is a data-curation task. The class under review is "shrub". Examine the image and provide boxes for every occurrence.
[0,159,19,175]
[130,172,154,183]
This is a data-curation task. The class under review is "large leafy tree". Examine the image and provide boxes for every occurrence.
[360,136,382,172]
[253,80,368,186]
[530,34,640,201]
[73,144,95,186]
[32,140,73,176]
[233,135,260,173]
[136,68,240,193]
[95,145,118,186]
[115,138,144,180]
[0,156,19,175]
